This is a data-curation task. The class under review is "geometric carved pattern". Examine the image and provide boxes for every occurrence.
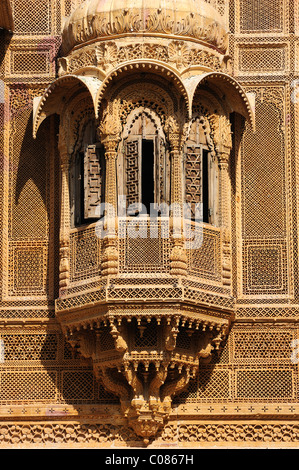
[125,139,139,208]
[233,330,293,363]
[12,0,52,35]
[10,244,46,294]
[1,0,297,449]
[243,240,287,295]
[2,422,299,445]
[235,369,293,400]
[84,145,103,219]
[187,225,222,282]
[175,369,231,402]
[1,334,58,361]
[239,0,284,33]
[238,46,287,74]
[241,96,286,239]
[185,146,201,220]
[62,371,94,401]
[11,50,51,76]
[70,227,100,282]
[119,219,171,274]
[0,371,57,402]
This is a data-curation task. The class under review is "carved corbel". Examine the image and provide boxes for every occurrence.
[196,332,214,363]
[67,330,96,359]
[97,367,132,417]
[148,364,168,406]
[160,368,190,406]
[110,322,128,353]
[164,320,179,351]
[124,364,145,411]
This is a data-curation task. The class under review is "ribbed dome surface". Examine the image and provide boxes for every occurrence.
[62,0,228,54]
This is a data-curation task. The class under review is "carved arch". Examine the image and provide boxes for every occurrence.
[182,71,255,127]
[122,107,164,140]
[95,61,190,119]
[33,75,102,139]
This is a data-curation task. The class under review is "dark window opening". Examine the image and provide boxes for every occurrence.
[202,149,209,223]
[79,151,85,224]
[73,145,105,227]
[141,139,154,215]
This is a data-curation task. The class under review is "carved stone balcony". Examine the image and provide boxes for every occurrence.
[55,218,234,442]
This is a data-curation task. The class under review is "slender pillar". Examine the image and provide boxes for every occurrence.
[165,116,188,276]
[218,151,232,287]
[58,127,71,291]
[98,111,121,277]
[209,113,233,288]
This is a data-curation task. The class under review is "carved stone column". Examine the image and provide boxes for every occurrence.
[210,114,233,288]
[58,123,72,291]
[165,115,188,276]
[99,111,121,276]
[218,152,232,287]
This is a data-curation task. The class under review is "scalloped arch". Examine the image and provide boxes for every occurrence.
[95,60,190,119]
[33,75,102,138]
[183,71,255,130]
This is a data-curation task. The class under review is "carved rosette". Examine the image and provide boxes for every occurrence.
[66,314,229,443]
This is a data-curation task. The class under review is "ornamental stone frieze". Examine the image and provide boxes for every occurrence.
[32,0,255,444]
[57,39,231,77]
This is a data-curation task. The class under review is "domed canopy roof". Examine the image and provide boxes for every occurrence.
[62,0,228,55]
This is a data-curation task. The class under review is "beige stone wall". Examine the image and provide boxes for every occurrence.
[0,0,299,447]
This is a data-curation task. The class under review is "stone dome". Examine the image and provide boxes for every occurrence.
[62,0,228,55]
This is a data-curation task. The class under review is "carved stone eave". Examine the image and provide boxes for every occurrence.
[32,74,103,138]
[182,71,256,128]
[55,296,234,338]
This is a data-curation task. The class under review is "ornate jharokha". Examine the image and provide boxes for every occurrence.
[33,0,255,443]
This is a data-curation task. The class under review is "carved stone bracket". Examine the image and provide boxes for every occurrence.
[66,313,229,443]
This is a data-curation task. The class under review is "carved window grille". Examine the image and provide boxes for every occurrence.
[184,118,217,224]
[121,111,169,216]
[70,122,105,226]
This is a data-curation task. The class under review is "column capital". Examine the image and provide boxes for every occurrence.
[98,110,121,152]
[164,115,188,152]
[217,150,230,165]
